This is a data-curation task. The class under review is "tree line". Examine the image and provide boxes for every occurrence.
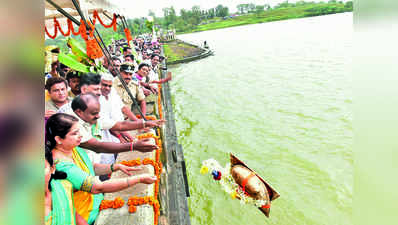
[45,1,353,47]
[149,1,353,33]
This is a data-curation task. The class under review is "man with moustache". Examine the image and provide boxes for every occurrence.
[45,77,71,118]
[113,63,147,115]
[69,93,162,164]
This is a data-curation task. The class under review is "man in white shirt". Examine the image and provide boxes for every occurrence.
[60,73,165,163]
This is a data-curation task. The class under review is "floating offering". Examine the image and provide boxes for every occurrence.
[200,153,280,217]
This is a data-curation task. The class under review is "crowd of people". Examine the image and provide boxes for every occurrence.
[44,35,172,225]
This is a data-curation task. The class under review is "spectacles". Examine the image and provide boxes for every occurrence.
[101,84,112,88]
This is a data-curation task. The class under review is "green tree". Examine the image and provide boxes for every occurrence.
[344,1,353,10]
[215,4,229,17]
[162,7,177,27]
[237,4,249,14]
[275,0,291,9]
[255,5,265,14]
[191,5,201,25]
[248,3,256,13]
[208,8,215,18]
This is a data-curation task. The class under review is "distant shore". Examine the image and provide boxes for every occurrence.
[162,40,206,64]
[177,2,353,35]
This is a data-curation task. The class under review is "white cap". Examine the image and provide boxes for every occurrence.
[100,72,114,82]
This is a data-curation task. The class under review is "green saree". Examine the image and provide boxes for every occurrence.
[47,179,76,225]
[55,147,104,225]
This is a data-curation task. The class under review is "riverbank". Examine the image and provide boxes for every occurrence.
[162,40,208,64]
[177,2,352,34]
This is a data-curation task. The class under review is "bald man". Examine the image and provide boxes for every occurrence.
[71,93,164,163]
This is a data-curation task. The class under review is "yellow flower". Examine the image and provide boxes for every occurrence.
[230,191,237,199]
[200,165,209,174]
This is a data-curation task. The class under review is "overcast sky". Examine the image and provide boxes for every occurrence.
[110,0,349,18]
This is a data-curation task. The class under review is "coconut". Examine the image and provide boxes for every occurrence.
[231,165,269,201]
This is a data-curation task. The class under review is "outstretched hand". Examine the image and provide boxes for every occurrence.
[116,164,143,176]
[139,175,157,184]
[133,138,158,152]
[146,119,166,128]
[142,88,151,96]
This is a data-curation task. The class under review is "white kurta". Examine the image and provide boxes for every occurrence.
[98,92,125,164]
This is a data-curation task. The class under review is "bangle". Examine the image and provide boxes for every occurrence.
[110,163,114,172]
[130,142,133,151]
[142,119,146,128]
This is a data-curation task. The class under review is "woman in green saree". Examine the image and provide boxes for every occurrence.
[45,146,88,225]
[45,113,157,225]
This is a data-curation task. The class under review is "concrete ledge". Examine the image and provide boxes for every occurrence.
[95,129,157,225]
[165,39,214,65]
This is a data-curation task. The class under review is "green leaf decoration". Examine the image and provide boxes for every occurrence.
[58,52,90,73]
[67,37,94,65]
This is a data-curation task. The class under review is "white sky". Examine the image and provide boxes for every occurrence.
[110,0,349,18]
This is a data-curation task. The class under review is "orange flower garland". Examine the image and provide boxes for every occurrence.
[124,28,133,45]
[118,103,164,224]
[86,37,104,59]
[44,10,117,39]
[92,10,117,31]
[157,84,163,119]
[99,197,125,211]
[135,115,158,121]
[137,133,162,163]
[44,18,58,39]
[127,196,160,224]
[120,158,141,167]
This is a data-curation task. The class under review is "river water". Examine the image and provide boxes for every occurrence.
[169,13,352,225]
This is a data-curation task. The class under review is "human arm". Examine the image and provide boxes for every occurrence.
[109,119,165,132]
[150,72,172,84]
[121,105,139,121]
[61,162,156,194]
[142,87,152,96]
[140,100,146,116]
[79,138,157,153]
[93,163,143,176]
[91,174,157,194]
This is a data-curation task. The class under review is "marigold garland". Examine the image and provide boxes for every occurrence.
[124,28,133,45]
[86,37,104,59]
[157,84,163,119]
[99,197,125,211]
[135,115,158,121]
[45,10,117,39]
[117,109,165,224]
[127,196,160,224]
[120,158,141,167]
[137,133,162,163]
[44,18,58,39]
[92,10,117,31]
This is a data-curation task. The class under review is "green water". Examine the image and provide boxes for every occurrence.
[169,13,352,225]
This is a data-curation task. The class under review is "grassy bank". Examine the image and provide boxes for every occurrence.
[178,3,352,34]
[162,41,203,63]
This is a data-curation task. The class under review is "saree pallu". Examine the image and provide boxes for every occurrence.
[55,147,103,225]
[47,179,76,225]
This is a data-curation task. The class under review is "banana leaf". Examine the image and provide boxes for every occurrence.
[58,52,90,73]
[67,37,94,65]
